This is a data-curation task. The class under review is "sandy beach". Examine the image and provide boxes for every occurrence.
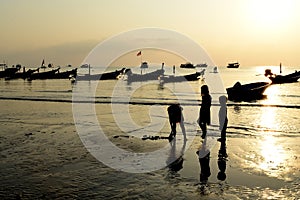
[1,99,299,199]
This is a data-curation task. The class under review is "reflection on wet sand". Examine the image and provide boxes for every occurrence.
[217,140,228,181]
[165,138,186,180]
[167,139,186,171]
[256,104,289,178]
[259,135,288,178]
[197,137,228,195]
[198,138,211,185]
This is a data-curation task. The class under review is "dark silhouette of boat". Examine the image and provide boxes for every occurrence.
[226,81,270,102]
[160,69,205,83]
[126,68,164,82]
[180,62,194,69]
[264,69,300,84]
[0,64,21,78]
[5,67,39,80]
[227,62,239,68]
[179,63,207,69]
[76,68,127,81]
[48,68,77,79]
[27,68,60,80]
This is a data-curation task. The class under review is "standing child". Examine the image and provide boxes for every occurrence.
[218,95,228,142]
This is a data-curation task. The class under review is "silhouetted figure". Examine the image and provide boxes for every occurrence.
[198,85,211,139]
[167,103,186,140]
[198,137,211,187]
[217,140,228,181]
[218,95,228,142]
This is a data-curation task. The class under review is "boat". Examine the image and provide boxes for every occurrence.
[160,69,205,83]
[27,68,60,80]
[5,67,39,80]
[76,68,127,81]
[195,63,208,68]
[226,81,270,102]
[0,64,21,78]
[264,68,300,84]
[180,62,194,69]
[48,68,77,79]
[140,62,149,69]
[80,64,89,68]
[126,68,164,83]
[227,62,240,68]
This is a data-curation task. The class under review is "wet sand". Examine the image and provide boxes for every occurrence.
[0,100,299,199]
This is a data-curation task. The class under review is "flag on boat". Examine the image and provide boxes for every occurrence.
[137,51,142,56]
[41,59,45,66]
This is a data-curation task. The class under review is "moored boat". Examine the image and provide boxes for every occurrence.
[227,62,240,68]
[160,69,205,83]
[27,68,60,80]
[195,63,208,68]
[5,67,39,80]
[76,68,127,81]
[126,68,164,83]
[264,69,300,84]
[0,64,21,78]
[226,81,270,102]
[180,62,194,69]
[49,68,77,79]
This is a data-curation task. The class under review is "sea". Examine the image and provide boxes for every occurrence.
[0,65,299,199]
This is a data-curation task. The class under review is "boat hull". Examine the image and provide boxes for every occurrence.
[160,72,201,83]
[227,82,270,102]
[227,62,240,68]
[27,68,60,80]
[76,68,126,81]
[126,69,164,83]
[269,71,300,84]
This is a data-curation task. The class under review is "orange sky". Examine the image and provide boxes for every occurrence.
[1,0,300,67]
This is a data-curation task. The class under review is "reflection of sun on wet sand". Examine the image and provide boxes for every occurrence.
[1,100,300,199]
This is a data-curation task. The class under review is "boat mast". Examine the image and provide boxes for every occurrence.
[280,63,282,74]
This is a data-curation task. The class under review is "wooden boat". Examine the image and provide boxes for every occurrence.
[5,68,39,80]
[48,68,77,79]
[140,62,149,69]
[0,65,21,78]
[265,69,300,84]
[226,82,270,102]
[126,68,164,82]
[180,62,194,69]
[195,63,208,68]
[27,68,60,80]
[227,62,239,68]
[160,69,205,83]
[76,68,126,81]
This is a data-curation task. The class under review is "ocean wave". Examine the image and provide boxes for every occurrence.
[226,125,300,137]
[0,96,300,109]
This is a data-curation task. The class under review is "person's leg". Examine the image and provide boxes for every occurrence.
[200,122,207,139]
[179,121,187,140]
[171,122,177,136]
[220,118,228,140]
[169,121,176,139]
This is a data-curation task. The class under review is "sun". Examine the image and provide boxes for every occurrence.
[246,0,294,30]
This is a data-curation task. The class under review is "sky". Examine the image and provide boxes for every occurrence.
[1,0,300,67]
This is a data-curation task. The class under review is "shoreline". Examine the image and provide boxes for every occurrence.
[1,100,299,199]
